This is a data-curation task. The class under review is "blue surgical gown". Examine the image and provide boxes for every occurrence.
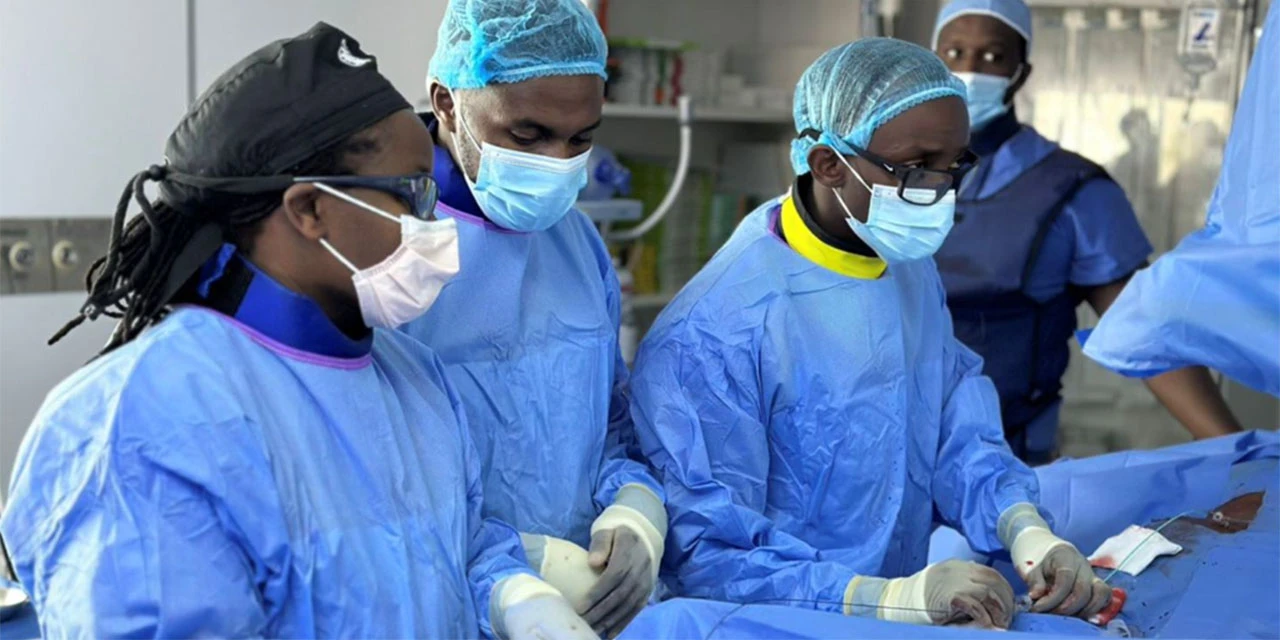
[1083,1,1280,397]
[630,203,1039,611]
[1,252,531,638]
[401,125,663,548]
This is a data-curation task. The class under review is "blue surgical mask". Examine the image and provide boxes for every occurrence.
[832,154,956,264]
[954,72,1012,132]
[457,104,589,232]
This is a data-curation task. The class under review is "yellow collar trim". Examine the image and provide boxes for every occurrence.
[780,195,886,280]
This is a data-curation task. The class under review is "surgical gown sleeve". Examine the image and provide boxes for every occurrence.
[1,396,275,637]
[445,357,542,638]
[1063,178,1152,287]
[930,285,1041,554]
[630,322,859,613]
[588,232,665,511]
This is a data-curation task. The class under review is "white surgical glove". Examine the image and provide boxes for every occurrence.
[492,574,599,640]
[520,533,600,611]
[581,484,667,638]
[844,561,1016,629]
[999,503,1112,619]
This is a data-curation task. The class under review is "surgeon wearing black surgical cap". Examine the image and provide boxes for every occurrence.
[1,22,598,639]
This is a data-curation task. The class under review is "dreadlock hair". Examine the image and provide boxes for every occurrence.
[50,133,378,355]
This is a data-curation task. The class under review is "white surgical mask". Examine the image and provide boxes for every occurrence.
[316,184,460,329]
[954,71,1013,132]
[456,99,590,232]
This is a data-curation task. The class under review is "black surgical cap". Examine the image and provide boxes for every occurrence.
[157,22,411,214]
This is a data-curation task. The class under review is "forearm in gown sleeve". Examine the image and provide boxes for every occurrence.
[451,380,541,639]
[593,266,666,512]
[930,334,1042,555]
[630,337,859,613]
[10,451,271,638]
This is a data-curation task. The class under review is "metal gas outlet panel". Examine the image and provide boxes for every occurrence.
[50,218,112,293]
[0,219,54,295]
[0,218,112,295]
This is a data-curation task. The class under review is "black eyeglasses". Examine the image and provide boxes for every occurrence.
[294,173,440,220]
[800,129,978,206]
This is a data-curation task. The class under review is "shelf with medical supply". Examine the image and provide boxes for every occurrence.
[584,107,790,347]
[590,74,795,334]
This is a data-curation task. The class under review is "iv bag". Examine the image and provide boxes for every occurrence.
[1178,0,1222,77]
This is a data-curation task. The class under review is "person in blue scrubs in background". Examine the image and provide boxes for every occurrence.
[630,38,1111,630]
[0,23,594,640]
[931,0,1241,463]
[1084,1,1280,399]
[405,0,667,636]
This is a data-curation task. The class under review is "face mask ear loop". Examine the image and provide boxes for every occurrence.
[835,151,874,194]
[452,91,484,154]
[1005,64,1028,105]
[319,238,359,275]
[312,182,401,224]
[820,144,874,223]
[831,187,859,223]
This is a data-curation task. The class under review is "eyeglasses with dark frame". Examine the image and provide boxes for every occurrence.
[799,129,978,206]
[294,173,440,220]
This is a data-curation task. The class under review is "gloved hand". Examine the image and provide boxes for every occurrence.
[493,575,599,640]
[920,561,1017,628]
[1022,544,1112,618]
[849,560,1015,628]
[580,485,667,638]
[503,595,600,640]
[520,533,600,611]
[581,526,652,637]
[1000,502,1112,620]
